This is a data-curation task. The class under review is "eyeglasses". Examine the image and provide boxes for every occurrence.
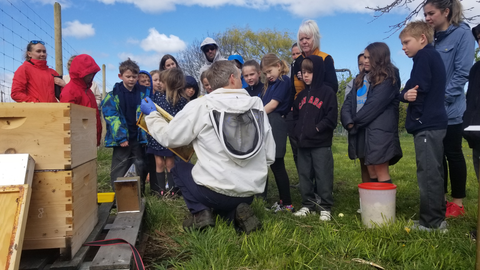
[30,40,45,45]
[202,45,216,53]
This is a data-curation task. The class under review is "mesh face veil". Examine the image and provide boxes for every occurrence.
[210,109,265,160]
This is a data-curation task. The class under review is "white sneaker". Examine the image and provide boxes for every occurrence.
[293,207,315,217]
[319,211,331,221]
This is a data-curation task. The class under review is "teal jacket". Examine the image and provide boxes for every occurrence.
[101,82,149,147]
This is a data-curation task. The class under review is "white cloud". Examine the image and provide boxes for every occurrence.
[95,0,479,20]
[140,28,186,54]
[63,20,95,39]
[118,52,161,69]
[127,38,140,45]
[107,63,117,71]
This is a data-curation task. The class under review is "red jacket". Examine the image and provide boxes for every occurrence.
[11,59,59,102]
[60,54,102,146]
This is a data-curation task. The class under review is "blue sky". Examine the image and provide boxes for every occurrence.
[0,0,478,101]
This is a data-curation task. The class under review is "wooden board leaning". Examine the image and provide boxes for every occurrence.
[0,184,32,270]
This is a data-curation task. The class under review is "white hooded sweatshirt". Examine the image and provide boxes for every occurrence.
[145,88,275,197]
[199,37,226,95]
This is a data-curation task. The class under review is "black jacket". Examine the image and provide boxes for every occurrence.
[293,55,337,148]
[463,60,480,148]
[400,44,448,134]
[341,70,403,166]
[245,81,263,98]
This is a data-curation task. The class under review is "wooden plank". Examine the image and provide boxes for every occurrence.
[0,185,32,270]
[0,103,96,170]
[90,200,145,270]
[50,203,113,270]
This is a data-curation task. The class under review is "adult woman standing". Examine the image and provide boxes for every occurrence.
[293,20,338,98]
[424,0,475,217]
[11,40,65,102]
[159,54,180,71]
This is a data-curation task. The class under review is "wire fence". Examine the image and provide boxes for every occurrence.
[0,1,109,102]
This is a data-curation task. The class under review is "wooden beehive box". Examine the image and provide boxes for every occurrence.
[22,160,98,259]
[0,103,97,170]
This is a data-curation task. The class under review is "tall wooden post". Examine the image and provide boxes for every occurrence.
[100,64,106,145]
[54,2,63,75]
[102,64,106,98]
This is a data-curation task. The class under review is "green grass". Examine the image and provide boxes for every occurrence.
[97,135,479,269]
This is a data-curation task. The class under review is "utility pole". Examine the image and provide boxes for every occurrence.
[54,2,63,75]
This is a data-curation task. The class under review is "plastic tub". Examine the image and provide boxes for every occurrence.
[358,182,397,228]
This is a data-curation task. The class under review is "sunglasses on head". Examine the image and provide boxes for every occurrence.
[202,45,216,53]
[30,40,45,45]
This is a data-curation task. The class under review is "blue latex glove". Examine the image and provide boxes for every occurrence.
[140,97,156,115]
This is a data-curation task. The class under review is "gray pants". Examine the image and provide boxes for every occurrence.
[473,147,480,181]
[110,140,147,193]
[297,147,334,211]
[414,129,446,228]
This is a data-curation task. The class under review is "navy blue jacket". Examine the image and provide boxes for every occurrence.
[400,44,448,134]
[245,81,264,98]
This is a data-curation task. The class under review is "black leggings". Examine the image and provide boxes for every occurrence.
[443,124,467,198]
[271,157,292,205]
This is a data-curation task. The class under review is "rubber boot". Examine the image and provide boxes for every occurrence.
[154,172,166,196]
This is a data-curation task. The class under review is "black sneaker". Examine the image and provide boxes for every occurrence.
[235,203,262,234]
[183,209,215,231]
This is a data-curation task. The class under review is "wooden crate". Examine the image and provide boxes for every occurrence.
[22,160,98,259]
[0,103,97,170]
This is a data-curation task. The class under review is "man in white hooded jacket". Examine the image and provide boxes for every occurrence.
[141,60,275,233]
[199,37,225,95]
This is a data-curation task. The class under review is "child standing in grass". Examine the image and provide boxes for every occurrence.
[341,42,402,184]
[260,53,294,212]
[292,55,337,221]
[102,58,149,192]
[399,21,448,231]
[146,68,188,196]
[145,70,163,196]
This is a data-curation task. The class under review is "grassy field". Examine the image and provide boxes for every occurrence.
[97,134,479,269]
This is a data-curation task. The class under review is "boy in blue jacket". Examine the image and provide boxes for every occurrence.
[292,55,337,221]
[399,21,448,231]
[101,58,149,193]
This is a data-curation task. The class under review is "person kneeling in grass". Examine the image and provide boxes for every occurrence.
[141,60,275,234]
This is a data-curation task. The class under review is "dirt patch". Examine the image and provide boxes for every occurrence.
[143,230,186,269]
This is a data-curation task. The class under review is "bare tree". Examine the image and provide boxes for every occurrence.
[367,0,480,35]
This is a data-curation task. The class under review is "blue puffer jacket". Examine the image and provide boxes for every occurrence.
[434,22,475,125]
[101,82,150,147]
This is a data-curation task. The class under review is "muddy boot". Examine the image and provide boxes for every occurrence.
[235,203,262,234]
[183,209,215,231]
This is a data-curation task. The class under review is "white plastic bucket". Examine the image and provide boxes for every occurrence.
[358,182,397,228]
